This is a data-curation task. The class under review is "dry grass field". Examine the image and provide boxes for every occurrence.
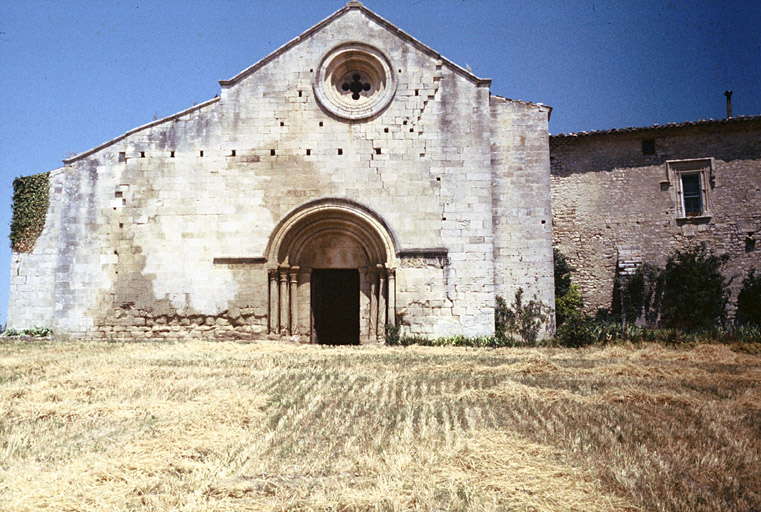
[1,340,760,511]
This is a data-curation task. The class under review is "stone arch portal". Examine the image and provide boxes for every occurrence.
[266,199,398,344]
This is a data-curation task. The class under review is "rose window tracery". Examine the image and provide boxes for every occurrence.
[342,73,372,100]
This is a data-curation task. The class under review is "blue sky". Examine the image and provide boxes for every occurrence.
[0,0,759,327]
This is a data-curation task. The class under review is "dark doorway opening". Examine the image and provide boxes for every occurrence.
[311,269,360,345]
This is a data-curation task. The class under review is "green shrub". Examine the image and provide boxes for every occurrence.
[494,295,511,344]
[495,288,550,346]
[553,249,573,298]
[556,284,583,327]
[660,244,729,330]
[617,263,664,327]
[616,245,729,331]
[554,315,595,348]
[736,269,761,327]
[553,249,582,326]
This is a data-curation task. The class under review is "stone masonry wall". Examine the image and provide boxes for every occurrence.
[7,5,551,340]
[550,119,761,317]
[491,97,555,337]
[7,169,64,330]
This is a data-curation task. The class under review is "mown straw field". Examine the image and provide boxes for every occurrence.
[1,340,759,511]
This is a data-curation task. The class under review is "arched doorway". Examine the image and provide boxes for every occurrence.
[265,199,398,344]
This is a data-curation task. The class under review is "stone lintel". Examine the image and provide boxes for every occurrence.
[212,257,267,265]
[398,248,448,259]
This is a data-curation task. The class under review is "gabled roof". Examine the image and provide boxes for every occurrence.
[551,115,761,139]
[219,1,491,88]
[62,1,490,166]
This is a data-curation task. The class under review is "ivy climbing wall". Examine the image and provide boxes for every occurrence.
[10,172,50,253]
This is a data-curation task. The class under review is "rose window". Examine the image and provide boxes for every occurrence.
[314,43,396,120]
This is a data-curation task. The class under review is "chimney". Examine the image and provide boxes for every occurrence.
[725,90,733,118]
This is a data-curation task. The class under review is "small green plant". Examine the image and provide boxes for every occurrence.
[2,326,52,338]
[396,334,508,348]
[398,334,430,347]
[26,326,53,337]
[715,324,761,343]
[384,324,401,345]
[735,269,761,327]
[496,288,550,346]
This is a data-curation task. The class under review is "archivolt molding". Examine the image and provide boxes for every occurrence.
[266,198,399,268]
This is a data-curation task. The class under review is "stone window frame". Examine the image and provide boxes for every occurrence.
[666,158,713,220]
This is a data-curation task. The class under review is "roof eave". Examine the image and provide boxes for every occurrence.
[491,94,553,116]
[551,115,761,139]
[62,97,221,165]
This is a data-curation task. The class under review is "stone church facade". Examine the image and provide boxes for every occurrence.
[7,2,555,342]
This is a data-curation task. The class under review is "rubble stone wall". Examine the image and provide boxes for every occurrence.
[550,119,761,316]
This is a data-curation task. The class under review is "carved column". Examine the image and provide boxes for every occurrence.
[268,270,278,334]
[289,267,299,335]
[387,269,396,327]
[369,267,378,340]
[377,265,386,341]
[359,267,369,343]
[279,268,289,335]
[298,268,311,340]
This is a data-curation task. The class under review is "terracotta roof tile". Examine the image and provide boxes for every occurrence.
[551,115,761,139]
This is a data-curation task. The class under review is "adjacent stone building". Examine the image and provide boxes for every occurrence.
[7,2,555,342]
[551,115,761,317]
